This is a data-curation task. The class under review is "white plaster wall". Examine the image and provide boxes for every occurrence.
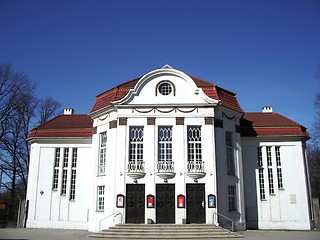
[214,108,246,230]
[26,143,92,230]
[34,147,53,221]
[242,138,312,230]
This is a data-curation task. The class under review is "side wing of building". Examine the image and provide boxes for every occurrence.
[241,111,312,230]
[26,114,93,229]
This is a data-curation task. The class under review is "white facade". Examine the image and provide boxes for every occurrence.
[26,141,93,229]
[242,138,312,230]
[26,66,313,232]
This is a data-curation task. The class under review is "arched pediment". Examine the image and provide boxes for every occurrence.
[113,66,219,106]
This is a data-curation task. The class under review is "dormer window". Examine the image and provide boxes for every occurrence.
[157,81,175,96]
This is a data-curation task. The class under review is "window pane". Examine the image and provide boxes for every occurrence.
[98,132,107,175]
[129,127,144,162]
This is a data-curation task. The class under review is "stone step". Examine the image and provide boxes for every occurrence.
[89,224,243,239]
[109,224,225,230]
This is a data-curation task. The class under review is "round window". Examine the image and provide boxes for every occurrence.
[158,82,172,96]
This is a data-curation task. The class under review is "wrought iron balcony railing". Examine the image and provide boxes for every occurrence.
[186,160,206,180]
[156,161,176,181]
[157,161,175,173]
[127,160,146,180]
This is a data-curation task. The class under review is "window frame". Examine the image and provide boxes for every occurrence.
[158,126,173,162]
[61,148,69,195]
[275,146,284,189]
[156,81,175,96]
[129,126,144,163]
[187,126,202,162]
[98,131,107,176]
[257,147,266,200]
[97,185,105,212]
[266,146,275,195]
[228,185,237,211]
[52,148,61,190]
[226,131,235,175]
[69,148,77,201]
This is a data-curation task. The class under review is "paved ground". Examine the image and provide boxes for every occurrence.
[240,229,320,240]
[0,228,320,240]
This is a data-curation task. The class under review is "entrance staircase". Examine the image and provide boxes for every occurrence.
[89,224,243,239]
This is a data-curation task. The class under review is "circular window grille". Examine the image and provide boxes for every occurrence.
[158,82,172,95]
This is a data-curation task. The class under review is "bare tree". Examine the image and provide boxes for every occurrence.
[0,64,36,218]
[308,64,320,199]
[0,63,61,220]
[0,64,24,142]
[37,96,61,125]
[313,64,320,144]
[308,145,320,199]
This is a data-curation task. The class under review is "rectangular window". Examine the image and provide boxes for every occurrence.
[226,132,235,175]
[158,126,173,162]
[97,185,105,211]
[158,126,173,172]
[52,148,60,190]
[259,169,266,200]
[257,147,266,200]
[228,185,237,211]
[187,126,202,161]
[128,126,144,172]
[61,148,69,195]
[266,146,272,167]
[266,147,274,194]
[98,131,107,175]
[129,126,144,162]
[257,146,263,167]
[268,168,275,194]
[187,126,203,172]
[275,146,284,189]
[70,148,77,200]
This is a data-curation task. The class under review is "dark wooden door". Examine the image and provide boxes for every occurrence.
[156,184,175,223]
[186,183,205,223]
[126,184,145,223]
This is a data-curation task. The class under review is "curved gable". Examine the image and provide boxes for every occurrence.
[113,67,219,106]
[90,66,243,115]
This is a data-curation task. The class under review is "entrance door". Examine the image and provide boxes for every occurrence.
[126,184,145,223]
[186,183,205,223]
[156,184,175,223]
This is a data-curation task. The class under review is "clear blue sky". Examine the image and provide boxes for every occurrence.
[0,0,319,131]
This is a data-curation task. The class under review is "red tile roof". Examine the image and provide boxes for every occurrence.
[90,75,243,113]
[28,115,93,140]
[28,111,309,140]
[240,112,309,138]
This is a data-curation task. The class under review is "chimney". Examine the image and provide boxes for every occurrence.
[262,106,273,113]
[64,108,74,115]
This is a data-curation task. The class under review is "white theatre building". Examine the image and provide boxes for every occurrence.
[26,66,313,232]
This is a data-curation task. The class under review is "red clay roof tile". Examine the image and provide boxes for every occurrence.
[28,115,93,140]
[240,112,309,138]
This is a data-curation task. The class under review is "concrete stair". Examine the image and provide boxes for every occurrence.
[89,224,243,239]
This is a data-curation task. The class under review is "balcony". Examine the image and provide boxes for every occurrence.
[156,161,176,181]
[186,160,206,180]
[126,161,146,180]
